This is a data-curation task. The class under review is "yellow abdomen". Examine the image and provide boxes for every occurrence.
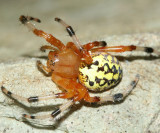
[78,53,122,92]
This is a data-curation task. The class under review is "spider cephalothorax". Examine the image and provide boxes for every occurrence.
[1,15,159,120]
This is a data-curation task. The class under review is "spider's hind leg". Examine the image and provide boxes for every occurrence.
[23,100,74,120]
[1,86,74,119]
[83,74,140,104]
[1,85,75,104]
[99,74,140,103]
[1,86,57,103]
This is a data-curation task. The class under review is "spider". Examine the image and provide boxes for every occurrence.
[1,15,160,120]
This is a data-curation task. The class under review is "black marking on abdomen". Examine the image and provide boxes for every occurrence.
[100,77,109,86]
[93,61,99,66]
[95,77,109,87]
[89,81,94,86]
[112,65,118,74]
[119,67,123,75]
[87,64,92,69]
[104,63,112,74]
[97,66,104,72]
[95,76,101,84]
[95,76,117,87]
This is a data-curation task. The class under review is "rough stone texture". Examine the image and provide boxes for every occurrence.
[0,0,160,133]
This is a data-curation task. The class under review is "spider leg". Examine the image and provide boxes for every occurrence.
[19,15,41,23]
[66,41,93,64]
[91,45,160,55]
[66,41,107,55]
[84,74,140,103]
[1,86,28,102]
[38,51,60,75]
[1,84,77,104]
[37,60,51,74]
[55,17,83,50]
[23,100,74,119]
[51,74,80,94]
[1,74,89,104]
[55,18,104,64]
[19,15,65,51]
[51,74,101,103]
[82,41,107,50]
[66,42,81,55]
[1,86,66,103]
[40,45,58,52]
[1,86,74,119]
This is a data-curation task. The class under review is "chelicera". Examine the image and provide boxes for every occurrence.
[1,15,160,120]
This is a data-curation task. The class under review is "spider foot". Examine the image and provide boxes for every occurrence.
[113,93,124,102]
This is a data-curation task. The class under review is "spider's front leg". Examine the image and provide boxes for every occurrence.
[36,60,51,75]
[19,15,65,51]
[55,17,82,50]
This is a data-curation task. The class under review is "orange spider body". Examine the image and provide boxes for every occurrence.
[47,45,100,102]
[47,48,81,78]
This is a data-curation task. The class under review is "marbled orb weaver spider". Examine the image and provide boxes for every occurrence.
[1,15,160,120]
